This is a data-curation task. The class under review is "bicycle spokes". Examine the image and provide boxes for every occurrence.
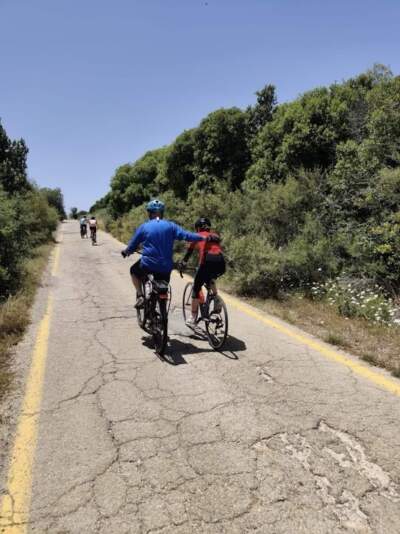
[152,299,168,356]
[182,282,194,324]
[205,297,228,350]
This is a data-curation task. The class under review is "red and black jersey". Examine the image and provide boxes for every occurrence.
[186,230,223,265]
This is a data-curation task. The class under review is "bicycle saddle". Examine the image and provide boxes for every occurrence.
[153,280,169,294]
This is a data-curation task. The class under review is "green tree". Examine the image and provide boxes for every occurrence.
[0,122,61,299]
[41,187,67,220]
[0,119,31,195]
[247,84,277,136]
[69,207,78,219]
[192,108,250,191]
[366,75,400,167]
[107,149,166,217]
[92,65,400,296]
[162,130,196,198]
[90,192,111,213]
[0,186,23,295]
[245,86,350,190]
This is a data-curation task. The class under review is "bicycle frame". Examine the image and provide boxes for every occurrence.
[138,274,171,356]
[180,267,228,350]
[195,283,215,323]
[178,266,214,322]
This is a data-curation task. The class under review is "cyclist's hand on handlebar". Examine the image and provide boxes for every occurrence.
[121,249,128,258]
[176,261,186,278]
[206,234,221,244]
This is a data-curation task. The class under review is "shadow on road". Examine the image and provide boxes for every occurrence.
[181,328,247,361]
[166,338,219,365]
[222,335,247,353]
[141,333,247,366]
[141,336,214,365]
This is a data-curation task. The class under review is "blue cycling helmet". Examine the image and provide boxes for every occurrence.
[146,199,165,213]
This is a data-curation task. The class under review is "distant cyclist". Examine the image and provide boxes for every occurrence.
[88,216,97,242]
[121,200,218,309]
[79,216,87,238]
[179,217,225,326]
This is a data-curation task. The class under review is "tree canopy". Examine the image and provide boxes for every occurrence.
[93,65,400,295]
[0,119,63,298]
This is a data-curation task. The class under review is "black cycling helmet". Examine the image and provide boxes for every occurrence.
[195,217,211,231]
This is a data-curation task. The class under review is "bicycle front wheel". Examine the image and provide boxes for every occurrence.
[152,298,168,356]
[206,296,228,350]
[137,303,145,330]
[182,282,193,323]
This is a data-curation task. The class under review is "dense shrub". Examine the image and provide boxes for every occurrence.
[92,65,400,302]
[310,278,399,326]
[0,120,62,299]
[0,187,21,294]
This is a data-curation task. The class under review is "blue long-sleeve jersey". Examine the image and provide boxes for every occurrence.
[126,218,203,273]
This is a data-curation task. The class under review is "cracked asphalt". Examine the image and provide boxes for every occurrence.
[1,220,400,533]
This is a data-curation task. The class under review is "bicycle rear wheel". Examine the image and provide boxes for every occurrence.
[182,282,193,323]
[152,298,168,356]
[205,296,228,350]
[136,282,146,330]
[136,303,145,330]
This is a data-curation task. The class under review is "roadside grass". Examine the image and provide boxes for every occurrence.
[0,243,53,404]
[238,292,400,378]
[323,331,351,349]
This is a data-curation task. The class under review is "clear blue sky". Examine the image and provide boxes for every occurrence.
[1,0,399,211]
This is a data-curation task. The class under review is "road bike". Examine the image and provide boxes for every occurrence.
[90,227,97,245]
[181,269,229,350]
[80,224,87,239]
[136,274,171,357]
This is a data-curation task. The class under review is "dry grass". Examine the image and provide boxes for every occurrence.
[0,244,53,403]
[241,293,400,377]
[0,296,31,338]
[323,331,351,349]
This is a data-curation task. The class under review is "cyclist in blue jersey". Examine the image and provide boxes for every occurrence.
[121,199,216,309]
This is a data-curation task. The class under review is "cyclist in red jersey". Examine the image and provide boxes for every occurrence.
[180,217,225,326]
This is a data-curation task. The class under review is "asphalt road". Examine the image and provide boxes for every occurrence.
[1,221,400,533]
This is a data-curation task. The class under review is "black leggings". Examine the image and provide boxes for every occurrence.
[192,254,225,298]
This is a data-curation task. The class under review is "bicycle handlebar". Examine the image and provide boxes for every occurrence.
[122,255,199,280]
[172,262,184,278]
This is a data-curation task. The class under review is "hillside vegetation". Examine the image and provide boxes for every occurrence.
[0,120,66,299]
[92,65,400,322]
[0,119,65,400]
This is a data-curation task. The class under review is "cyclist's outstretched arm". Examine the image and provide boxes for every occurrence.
[124,225,145,256]
[172,223,203,243]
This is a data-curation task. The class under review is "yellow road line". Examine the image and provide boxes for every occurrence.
[51,243,61,276]
[0,246,60,533]
[179,272,400,397]
[221,291,400,398]
[0,297,53,532]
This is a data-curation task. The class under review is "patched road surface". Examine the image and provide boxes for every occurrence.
[1,221,400,533]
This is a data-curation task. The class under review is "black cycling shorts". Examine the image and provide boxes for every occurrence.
[192,253,225,298]
[130,260,171,283]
